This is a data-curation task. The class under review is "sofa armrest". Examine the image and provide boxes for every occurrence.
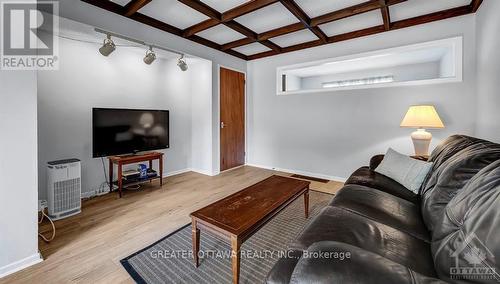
[289,241,444,284]
[369,154,385,170]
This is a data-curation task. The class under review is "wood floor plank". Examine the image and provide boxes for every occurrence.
[0,166,341,283]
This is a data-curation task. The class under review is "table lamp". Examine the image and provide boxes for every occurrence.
[400,105,444,157]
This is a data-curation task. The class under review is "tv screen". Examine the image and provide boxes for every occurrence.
[92,108,169,157]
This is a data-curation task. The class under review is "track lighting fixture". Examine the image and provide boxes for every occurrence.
[177,55,188,71]
[94,28,188,69]
[143,46,156,65]
[99,34,115,57]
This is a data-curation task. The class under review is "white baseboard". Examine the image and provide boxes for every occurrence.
[163,168,192,177]
[246,163,348,183]
[0,253,43,279]
[189,168,216,176]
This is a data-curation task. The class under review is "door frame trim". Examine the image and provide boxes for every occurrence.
[217,65,247,174]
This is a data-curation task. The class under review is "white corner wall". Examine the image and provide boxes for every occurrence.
[37,17,213,199]
[0,70,41,277]
[475,0,500,142]
[247,15,477,180]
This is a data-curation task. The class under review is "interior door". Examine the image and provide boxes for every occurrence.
[220,67,245,172]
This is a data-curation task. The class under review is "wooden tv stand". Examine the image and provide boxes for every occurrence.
[108,152,164,198]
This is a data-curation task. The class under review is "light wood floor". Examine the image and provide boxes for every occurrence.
[1,166,343,284]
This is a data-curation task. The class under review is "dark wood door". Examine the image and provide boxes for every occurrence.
[220,67,245,172]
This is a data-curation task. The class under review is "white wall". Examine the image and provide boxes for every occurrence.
[37,17,212,199]
[191,61,213,175]
[475,0,500,142]
[57,0,247,175]
[247,15,477,180]
[0,70,41,276]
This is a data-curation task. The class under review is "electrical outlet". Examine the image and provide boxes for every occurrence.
[38,200,47,212]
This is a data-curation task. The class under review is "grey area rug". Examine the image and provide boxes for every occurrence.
[121,191,332,284]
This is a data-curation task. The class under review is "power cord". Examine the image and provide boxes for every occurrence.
[38,201,56,242]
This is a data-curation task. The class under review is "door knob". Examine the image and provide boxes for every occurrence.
[221,121,225,129]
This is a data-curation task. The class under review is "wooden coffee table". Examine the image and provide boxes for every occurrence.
[190,175,310,284]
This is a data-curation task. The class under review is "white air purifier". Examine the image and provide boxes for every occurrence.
[47,159,82,220]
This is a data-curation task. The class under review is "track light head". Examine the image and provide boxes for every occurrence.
[99,34,115,57]
[177,55,188,71]
[143,46,156,65]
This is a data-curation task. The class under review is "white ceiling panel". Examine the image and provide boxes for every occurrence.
[110,0,130,6]
[270,29,318,47]
[139,0,209,29]
[390,0,470,22]
[295,0,367,18]
[235,3,299,34]
[232,42,271,56]
[201,0,250,13]
[197,24,246,44]
[319,10,383,37]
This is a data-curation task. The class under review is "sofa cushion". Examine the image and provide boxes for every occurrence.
[346,167,419,203]
[330,185,430,242]
[289,206,436,276]
[265,250,302,284]
[421,135,496,193]
[289,242,446,284]
[431,160,500,282]
[420,142,500,232]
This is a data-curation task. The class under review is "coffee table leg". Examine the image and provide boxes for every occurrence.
[304,189,309,218]
[192,218,200,267]
[230,235,241,284]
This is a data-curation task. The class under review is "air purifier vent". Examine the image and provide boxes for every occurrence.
[47,159,82,220]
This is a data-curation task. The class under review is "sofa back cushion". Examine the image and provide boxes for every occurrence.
[431,160,500,282]
[420,136,500,232]
[421,135,482,194]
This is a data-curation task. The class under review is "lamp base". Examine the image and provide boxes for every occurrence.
[411,129,432,157]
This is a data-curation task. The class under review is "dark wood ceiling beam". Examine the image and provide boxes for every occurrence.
[223,21,257,39]
[223,21,281,51]
[177,0,221,20]
[123,0,151,16]
[183,19,219,37]
[258,0,406,41]
[258,22,304,40]
[183,0,279,37]
[390,5,472,30]
[279,0,328,42]
[470,0,483,12]
[80,0,248,60]
[260,40,282,52]
[221,38,255,50]
[379,0,391,30]
[248,4,474,60]
[311,0,406,27]
[178,0,282,52]
[82,0,483,61]
[222,0,279,22]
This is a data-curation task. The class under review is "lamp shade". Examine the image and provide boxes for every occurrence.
[400,105,444,128]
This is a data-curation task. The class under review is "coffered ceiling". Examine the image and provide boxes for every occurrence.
[81,0,483,60]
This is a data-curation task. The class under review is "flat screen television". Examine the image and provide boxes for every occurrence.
[92,108,169,157]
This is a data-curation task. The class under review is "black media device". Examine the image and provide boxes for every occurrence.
[92,108,169,158]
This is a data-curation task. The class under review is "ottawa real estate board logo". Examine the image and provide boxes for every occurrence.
[450,233,499,281]
[1,1,59,70]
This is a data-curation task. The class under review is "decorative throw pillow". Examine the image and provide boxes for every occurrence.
[375,148,433,194]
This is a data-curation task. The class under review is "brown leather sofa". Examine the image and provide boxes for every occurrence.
[266,135,500,283]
